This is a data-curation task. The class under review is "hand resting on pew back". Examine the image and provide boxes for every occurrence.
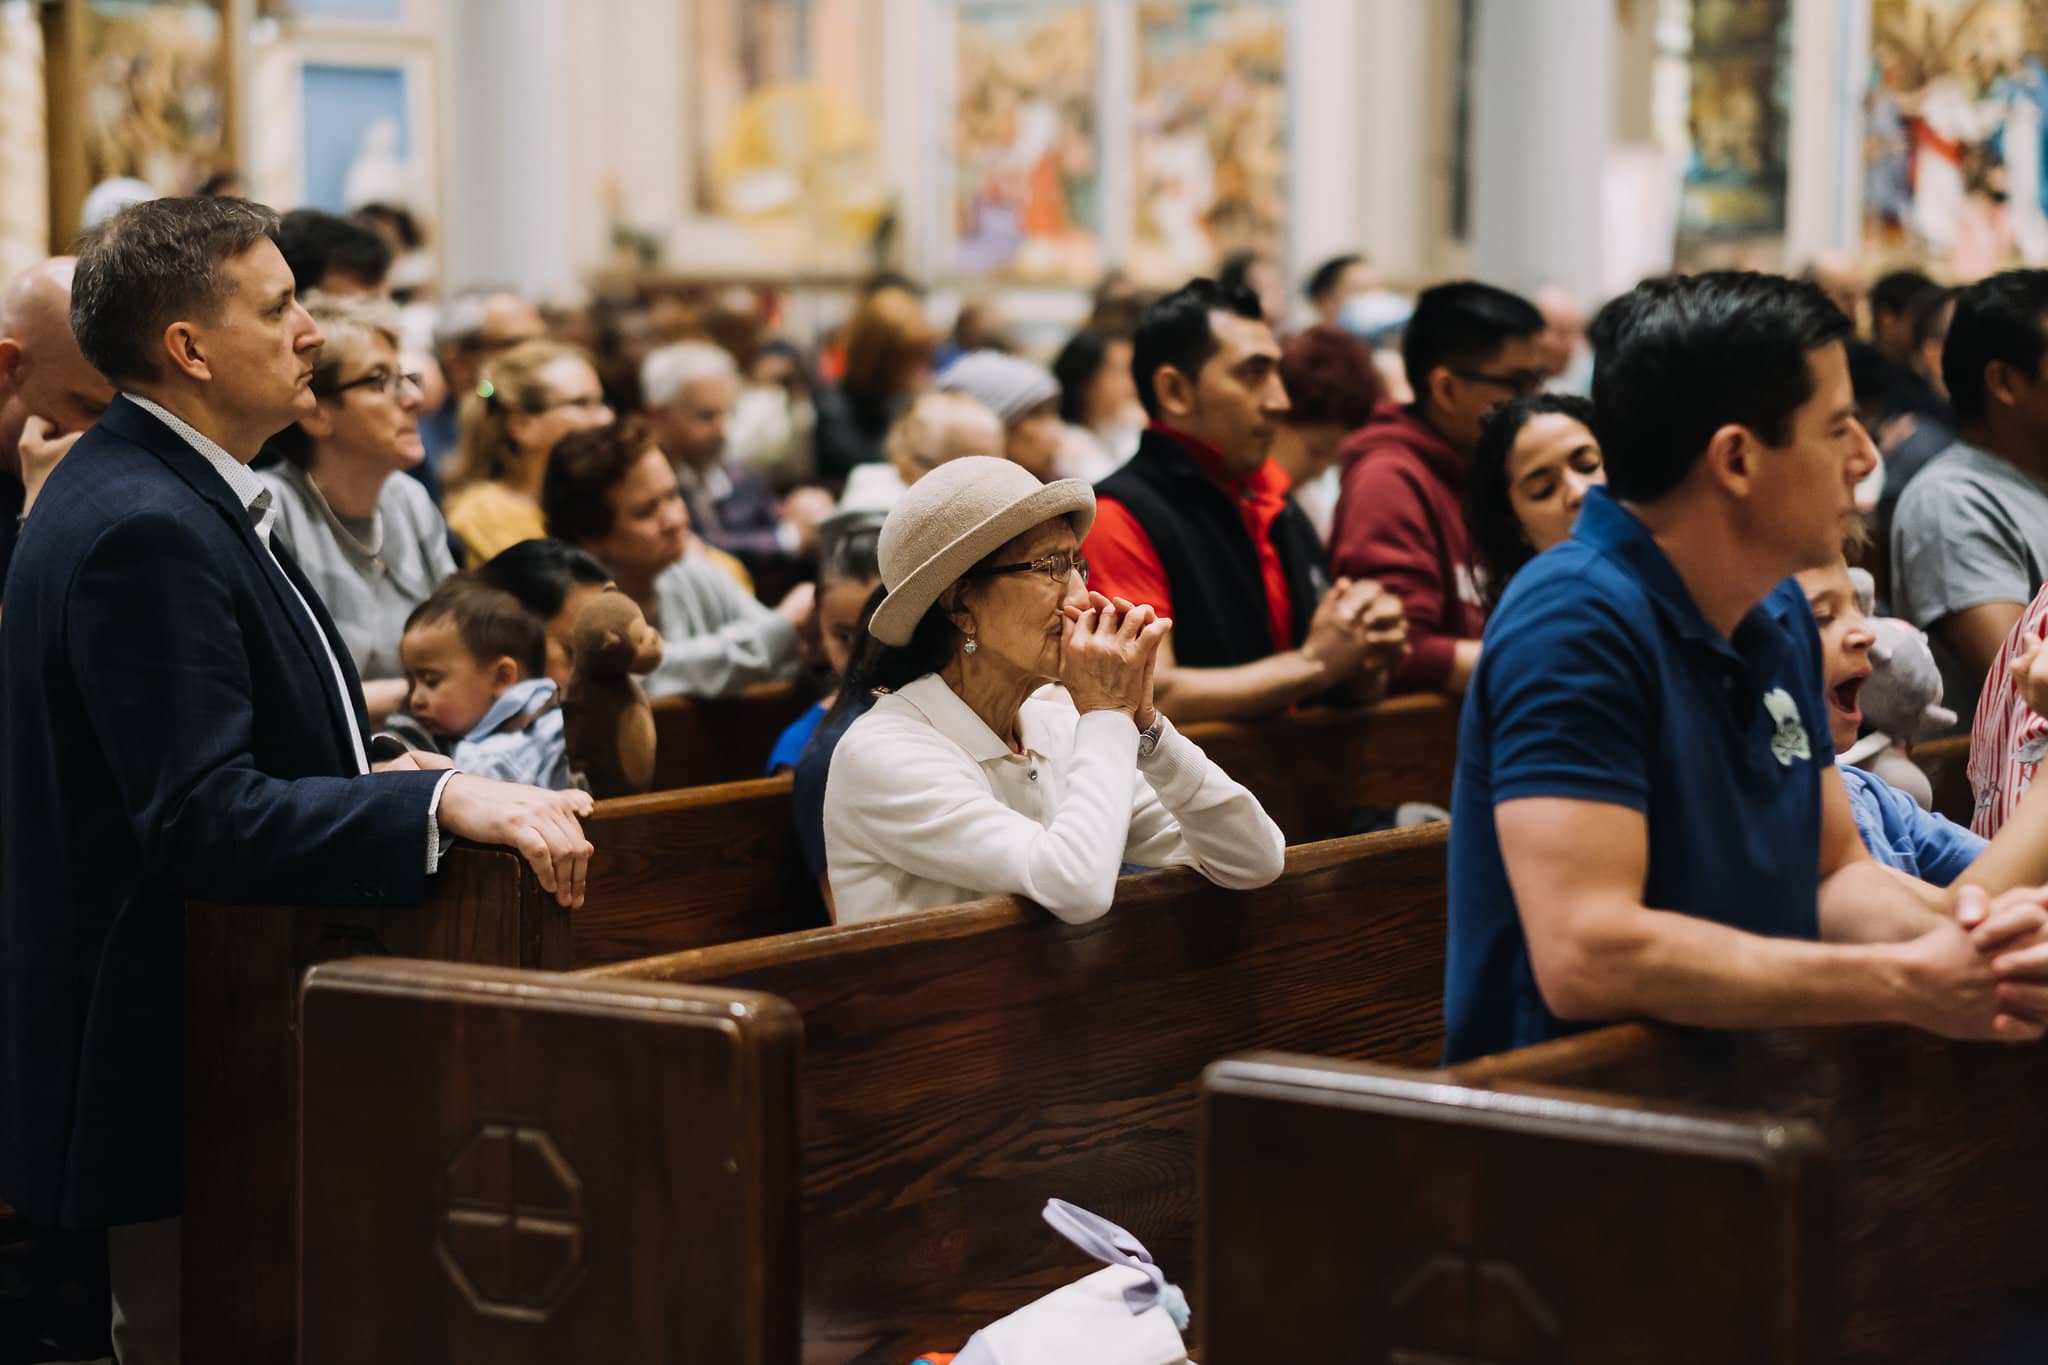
[379,747,595,909]
[824,458,1286,924]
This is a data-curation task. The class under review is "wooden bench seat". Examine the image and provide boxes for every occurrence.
[575,824,1451,1360]
[1200,1020,2048,1363]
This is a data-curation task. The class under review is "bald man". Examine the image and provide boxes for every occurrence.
[0,257,117,588]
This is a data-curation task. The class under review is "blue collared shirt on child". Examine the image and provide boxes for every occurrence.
[1444,489,1833,1062]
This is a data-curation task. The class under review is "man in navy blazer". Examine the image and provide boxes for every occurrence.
[0,196,594,1361]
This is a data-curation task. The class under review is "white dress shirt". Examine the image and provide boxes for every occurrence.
[823,673,1286,925]
[126,395,453,868]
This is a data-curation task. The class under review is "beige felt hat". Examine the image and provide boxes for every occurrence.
[869,456,1096,646]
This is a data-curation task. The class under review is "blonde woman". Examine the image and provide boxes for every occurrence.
[258,293,456,723]
[442,339,613,566]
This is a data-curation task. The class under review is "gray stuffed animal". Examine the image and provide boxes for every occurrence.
[1848,567,1957,738]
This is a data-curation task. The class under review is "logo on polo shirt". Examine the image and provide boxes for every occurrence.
[1763,687,1811,767]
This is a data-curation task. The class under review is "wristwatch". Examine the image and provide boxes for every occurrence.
[1136,713,1165,759]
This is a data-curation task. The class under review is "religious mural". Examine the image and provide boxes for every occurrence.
[80,0,229,198]
[1129,0,1288,284]
[952,1,1101,283]
[1866,0,2048,277]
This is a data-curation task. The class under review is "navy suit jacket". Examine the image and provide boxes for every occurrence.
[0,396,444,1226]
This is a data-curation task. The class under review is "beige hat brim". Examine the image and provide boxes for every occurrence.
[868,479,1097,646]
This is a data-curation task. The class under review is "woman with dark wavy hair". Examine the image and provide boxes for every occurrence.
[1467,392,1605,609]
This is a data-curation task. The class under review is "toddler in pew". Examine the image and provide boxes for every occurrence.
[397,575,574,789]
[1796,556,1985,883]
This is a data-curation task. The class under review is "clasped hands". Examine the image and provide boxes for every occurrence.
[1062,591,1172,733]
[1923,883,2048,1041]
[1303,576,1409,700]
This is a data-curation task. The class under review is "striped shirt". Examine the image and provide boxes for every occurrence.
[1967,584,2048,837]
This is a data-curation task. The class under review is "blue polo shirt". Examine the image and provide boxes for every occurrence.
[1444,489,1832,1062]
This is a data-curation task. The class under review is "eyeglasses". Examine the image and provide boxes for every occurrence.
[1449,367,1549,398]
[544,394,611,413]
[329,368,424,398]
[968,551,1090,585]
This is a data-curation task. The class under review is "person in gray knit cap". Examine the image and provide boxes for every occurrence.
[938,349,1065,482]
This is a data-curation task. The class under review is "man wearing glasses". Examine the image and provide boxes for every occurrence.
[1330,280,1546,693]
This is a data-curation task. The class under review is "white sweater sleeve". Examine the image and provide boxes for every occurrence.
[826,708,1142,923]
[1122,715,1287,889]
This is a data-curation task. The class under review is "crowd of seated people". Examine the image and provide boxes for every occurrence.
[26,194,2048,1360]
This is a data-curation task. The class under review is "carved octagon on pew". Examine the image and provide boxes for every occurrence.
[438,1119,586,1322]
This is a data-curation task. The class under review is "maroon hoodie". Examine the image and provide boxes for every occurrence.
[1328,402,1486,692]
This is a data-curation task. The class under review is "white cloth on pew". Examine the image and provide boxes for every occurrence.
[953,1200,1189,1365]
[823,673,1285,924]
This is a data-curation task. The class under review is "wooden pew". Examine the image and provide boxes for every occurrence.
[1200,1023,2048,1363]
[649,681,818,790]
[1183,692,1461,843]
[183,851,571,1364]
[298,959,801,1365]
[577,824,1451,1360]
[570,776,826,964]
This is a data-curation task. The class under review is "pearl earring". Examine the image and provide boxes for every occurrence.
[964,638,978,655]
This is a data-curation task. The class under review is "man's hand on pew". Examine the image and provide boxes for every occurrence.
[437,775,596,909]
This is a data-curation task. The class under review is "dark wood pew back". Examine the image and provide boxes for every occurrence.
[1183,693,1460,843]
[1199,1048,1827,1364]
[649,682,816,790]
[574,776,825,965]
[297,959,801,1365]
[584,825,1451,1361]
[1203,1021,2048,1365]
[183,851,567,1363]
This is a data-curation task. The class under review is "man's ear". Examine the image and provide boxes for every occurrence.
[1700,422,1757,498]
[0,336,24,391]
[161,321,211,384]
[1985,358,2027,414]
[1153,364,1196,418]
[1426,364,1458,415]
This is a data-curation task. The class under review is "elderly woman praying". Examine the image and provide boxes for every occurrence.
[822,456,1286,924]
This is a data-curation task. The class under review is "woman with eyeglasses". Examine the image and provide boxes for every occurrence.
[442,338,614,568]
[257,293,458,724]
[821,456,1284,925]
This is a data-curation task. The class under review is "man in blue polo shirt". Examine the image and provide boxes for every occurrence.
[1445,271,2048,1062]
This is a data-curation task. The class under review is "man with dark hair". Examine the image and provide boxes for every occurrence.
[1891,270,2048,725]
[0,196,593,1356]
[1082,277,1406,723]
[1444,270,2048,1063]
[1303,252,1371,329]
[274,206,394,296]
[1328,279,1546,693]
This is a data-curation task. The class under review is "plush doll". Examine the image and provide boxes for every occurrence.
[1848,568,1958,739]
[562,590,664,798]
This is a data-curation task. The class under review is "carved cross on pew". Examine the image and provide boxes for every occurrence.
[437,1119,587,1322]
